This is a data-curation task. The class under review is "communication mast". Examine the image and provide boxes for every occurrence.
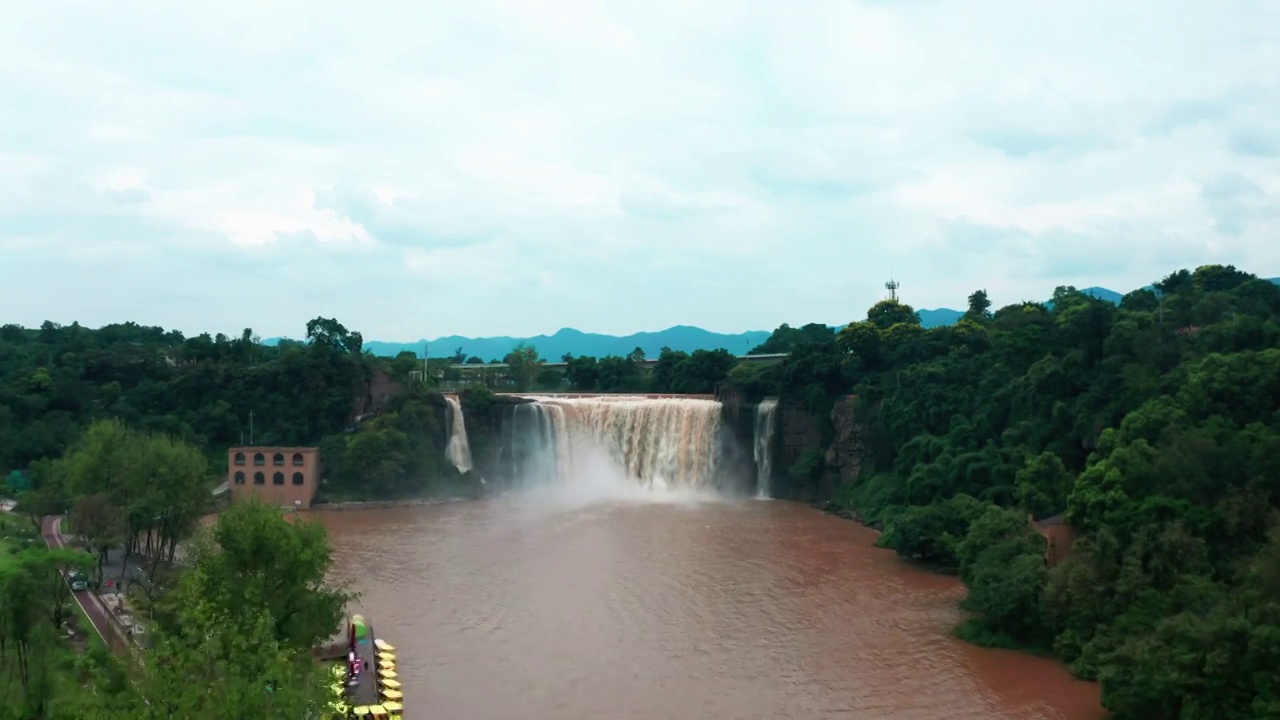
[885,277,900,302]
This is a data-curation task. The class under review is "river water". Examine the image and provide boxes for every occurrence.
[320,492,1103,720]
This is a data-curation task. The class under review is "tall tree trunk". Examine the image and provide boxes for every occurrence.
[119,543,133,588]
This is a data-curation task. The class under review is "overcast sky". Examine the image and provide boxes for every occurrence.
[3,1,1278,340]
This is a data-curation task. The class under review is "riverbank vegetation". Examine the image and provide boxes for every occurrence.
[729,265,1280,719]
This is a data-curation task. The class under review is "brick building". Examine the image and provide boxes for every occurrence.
[228,446,322,509]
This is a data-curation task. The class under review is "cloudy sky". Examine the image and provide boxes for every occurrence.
[3,1,1278,341]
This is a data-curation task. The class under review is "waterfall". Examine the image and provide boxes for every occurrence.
[444,396,474,473]
[510,396,723,489]
[509,402,564,486]
[753,397,779,498]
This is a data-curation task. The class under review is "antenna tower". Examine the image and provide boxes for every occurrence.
[885,277,900,302]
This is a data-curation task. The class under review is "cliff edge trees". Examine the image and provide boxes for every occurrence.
[563,346,737,394]
[722,264,1280,719]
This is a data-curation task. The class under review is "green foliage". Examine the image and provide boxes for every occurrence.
[0,314,466,503]
[748,322,834,354]
[0,542,95,719]
[157,499,354,653]
[39,419,211,583]
[102,499,351,717]
[875,494,986,570]
[128,599,327,720]
[319,386,460,500]
[1,412,357,716]
[503,342,541,392]
[739,264,1280,717]
[0,318,374,475]
[564,346,738,394]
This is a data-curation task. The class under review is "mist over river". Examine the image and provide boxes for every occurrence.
[319,490,1103,719]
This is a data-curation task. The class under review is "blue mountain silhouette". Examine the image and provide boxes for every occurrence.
[265,278,1280,358]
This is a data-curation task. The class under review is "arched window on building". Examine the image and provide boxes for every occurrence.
[292,472,305,486]
[234,471,246,485]
[273,453,285,466]
[253,472,265,485]
[234,453,246,466]
[273,472,285,485]
[292,452,304,466]
[253,453,265,466]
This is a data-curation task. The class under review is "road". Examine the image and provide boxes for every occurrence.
[41,515,130,653]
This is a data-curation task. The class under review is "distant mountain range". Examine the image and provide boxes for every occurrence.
[264,278,1279,360]
[915,285,1126,328]
[349,326,770,362]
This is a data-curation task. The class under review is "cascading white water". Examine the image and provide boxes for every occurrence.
[515,396,723,489]
[444,396,474,473]
[753,397,779,498]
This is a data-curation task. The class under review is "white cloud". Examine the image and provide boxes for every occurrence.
[2,0,1279,340]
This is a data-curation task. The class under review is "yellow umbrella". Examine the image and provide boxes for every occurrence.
[383,700,403,715]
[379,659,395,669]
[353,708,371,717]
[381,678,401,689]
[374,638,394,652]
[377,651,396,662]
[369,705,388,718]
[379,668,397,679]
[380,688,403,701]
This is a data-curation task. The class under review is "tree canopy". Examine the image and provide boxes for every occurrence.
[0,318,469,502]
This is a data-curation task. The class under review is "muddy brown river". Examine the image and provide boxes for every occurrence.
[319,493,1103,719]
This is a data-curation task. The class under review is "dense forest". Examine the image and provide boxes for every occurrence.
[725,264,1280,719]
[0,317,479,502]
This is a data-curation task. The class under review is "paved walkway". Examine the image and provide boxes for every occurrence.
[42,516,129,653]
[349,622,382,706]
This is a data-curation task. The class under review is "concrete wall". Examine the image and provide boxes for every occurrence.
[228,446,321,509]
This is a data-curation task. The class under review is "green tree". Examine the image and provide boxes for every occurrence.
[159,499,354,651]
[965,289,992,321]
[956,506,1048,642]
[68,492,124,584]
[130,599,327,720]
[565,356,602,391]
[0,546,94,718]
[503,343,541,392]
[866,299,920,330]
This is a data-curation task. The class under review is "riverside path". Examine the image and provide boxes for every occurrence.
[41,515,130,652]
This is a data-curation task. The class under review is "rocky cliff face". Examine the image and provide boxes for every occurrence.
[350,368,405,425]
[714,386,763,496]
[454,392,532,486]
[826,398,864,487]
[715,388,864,503]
